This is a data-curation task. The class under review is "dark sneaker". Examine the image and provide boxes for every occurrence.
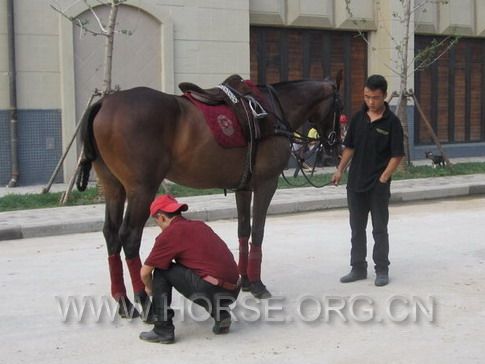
[340,269,367,283]
[250,280,272,299]
[139,329,175,344]
[375,272,389,286]
[212,317,232,335]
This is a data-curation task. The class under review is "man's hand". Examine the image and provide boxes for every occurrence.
[379,156,403,183]
[379,173,389,183]
[331,170,342,185]
[332,148,354,186]
[140,264,154,296]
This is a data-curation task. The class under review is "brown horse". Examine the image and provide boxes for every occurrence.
[77,74,343,317]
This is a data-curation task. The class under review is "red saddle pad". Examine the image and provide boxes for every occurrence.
[183,93,246,148]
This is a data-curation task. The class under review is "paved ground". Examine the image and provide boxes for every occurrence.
[1,196,484,364]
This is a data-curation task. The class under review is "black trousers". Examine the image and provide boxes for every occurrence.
[347,181,391,273]
[151,264,240,333]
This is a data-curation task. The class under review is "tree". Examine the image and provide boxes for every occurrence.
[49,0,128,202]
[48,0,171,201]
[51,0,130,95]
[345,0,459,167]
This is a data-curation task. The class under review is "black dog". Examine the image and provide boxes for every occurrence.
[425,151,445,167]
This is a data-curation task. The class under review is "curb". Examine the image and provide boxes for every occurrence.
[1,181,484,242]
[0,225,23,240]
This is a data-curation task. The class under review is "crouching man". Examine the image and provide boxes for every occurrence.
[139,194,240,344]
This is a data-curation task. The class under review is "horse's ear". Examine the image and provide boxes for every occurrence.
[335,69,343,91]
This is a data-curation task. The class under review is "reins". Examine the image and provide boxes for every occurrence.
[267,85,341,189]
[225,81,341,191]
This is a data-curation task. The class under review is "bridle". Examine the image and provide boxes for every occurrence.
[273,84,343,188]
[317,88,342,155]
[228,80,343,190]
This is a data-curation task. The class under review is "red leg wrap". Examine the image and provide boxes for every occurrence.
[238,237,249,276]
[126,256,145,294]
[108,254,126,299]
[247,244,262,282]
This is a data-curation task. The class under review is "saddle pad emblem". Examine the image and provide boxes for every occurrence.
[217,114,235,136]
[183,93,246,148]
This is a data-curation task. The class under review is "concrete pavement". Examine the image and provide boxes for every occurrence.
[1,173,485,241]
[1,197,485,364]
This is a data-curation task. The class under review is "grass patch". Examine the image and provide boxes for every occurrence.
[392,162,485,179]
[1,162,484,212]
[0,188,102,212]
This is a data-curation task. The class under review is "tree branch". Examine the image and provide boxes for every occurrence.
[50,3,107,37]
[83,0,108,33]
[412,36,460,71]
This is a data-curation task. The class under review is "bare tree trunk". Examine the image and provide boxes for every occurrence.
[411,92,452,167]
[397,94,411,168]
[102,1,118,94]
[397,0,412,169]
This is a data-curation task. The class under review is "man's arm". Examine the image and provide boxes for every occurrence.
[140,264,155,296]
[331,147,354,185]
[379,156,403,183]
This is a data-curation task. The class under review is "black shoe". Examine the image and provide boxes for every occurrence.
[139,329,175,344]
[250,280,272,299]
[375,272,389,286]
[212,317,232,335]
[340,269,367,283]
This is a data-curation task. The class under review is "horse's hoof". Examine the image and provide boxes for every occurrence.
[241,275,251,292]
[117,297,140,319]
[249,280,272,299]
[134,292,153,323]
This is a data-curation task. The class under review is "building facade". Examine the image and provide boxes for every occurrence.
[1,0,484,185]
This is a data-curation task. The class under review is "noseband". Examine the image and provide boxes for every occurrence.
[253,82,342,189]
[319,89,342,154]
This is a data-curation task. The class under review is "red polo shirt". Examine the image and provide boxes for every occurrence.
[145,216,239,285]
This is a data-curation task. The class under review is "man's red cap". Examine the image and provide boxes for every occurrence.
[150,194,188,217]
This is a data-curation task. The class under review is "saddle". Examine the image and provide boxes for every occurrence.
[179,75,268,140]
[179,75,271,190]
[180,74,251,105]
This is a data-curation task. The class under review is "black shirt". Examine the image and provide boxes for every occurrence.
[344,102,404,192]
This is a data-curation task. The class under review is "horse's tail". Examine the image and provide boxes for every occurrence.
[76,101,102,192]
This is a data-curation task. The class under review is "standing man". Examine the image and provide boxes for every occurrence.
[139,194,240,344]
[331,75,404,286]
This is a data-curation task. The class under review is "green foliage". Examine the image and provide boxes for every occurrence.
[1,162,484,212]
[0,188,101,212]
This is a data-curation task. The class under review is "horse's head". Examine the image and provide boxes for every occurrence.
[269,71,343,143]
[307,72,344,156]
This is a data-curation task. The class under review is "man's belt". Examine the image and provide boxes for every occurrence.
[203,275,240,291]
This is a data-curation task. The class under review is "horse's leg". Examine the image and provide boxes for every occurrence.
[119,184,160,320]
[248,176,279,299]
[94,162,139,317]
[235,190,252,291]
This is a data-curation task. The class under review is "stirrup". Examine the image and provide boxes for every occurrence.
[247,96,268,119]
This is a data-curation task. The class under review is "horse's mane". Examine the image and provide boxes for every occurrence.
[270,79,313,87]
[269,78,336,90]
